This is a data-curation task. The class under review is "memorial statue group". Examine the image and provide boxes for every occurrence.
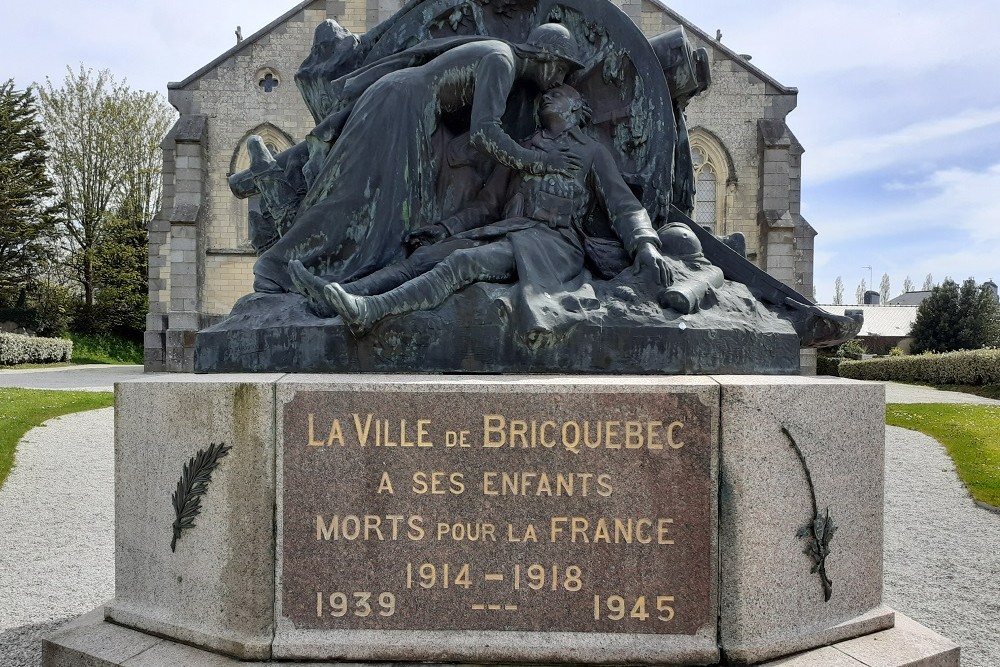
[229,8,820,348]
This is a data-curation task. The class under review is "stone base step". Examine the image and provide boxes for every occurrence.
[44,607,959,667]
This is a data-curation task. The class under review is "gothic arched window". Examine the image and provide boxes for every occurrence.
[688,130,734,236]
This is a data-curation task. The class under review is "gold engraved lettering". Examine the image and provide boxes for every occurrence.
[550,516,567,542]
[658,518,674,544]
[647,420,664,449]
[408,515,425,540]
[571,517,590,543]
[381,420,395,446]
[342,515,361,540]
[539,421,557,448]
[445,430,472,447]
[624,421,643,449]
[562,421,580,450]
[307,414,325,446]
[364,515,384,540]
[316,515,426,541]
[636,518,653,544]
[317,515,337,540]
[556,473,574,495]
[544,517,676,544]
[482,472,498,495]
[377,472,394,494]
[327,419,344,446]
[584,421,603,448]
[436,522,497,542]
[417,419,432,447]
[353,414,374,446]
[535,473,553,496]
[614,518,632,544]
[605,421,621,448]
[412,471,465,495]
[597,473,613,497]
[593,518,610,543]
[481,471,606,496]
[511,420,528,447]
[507,522,537,543]
[667,421,684,449]
[483,415,505,447]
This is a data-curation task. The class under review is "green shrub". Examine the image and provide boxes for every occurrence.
[840,348,1000,384]
[67,332,143,364]
[0,332,72,365]
[837,339,867,360]
[816,356,843,376]
[888,347,904,356]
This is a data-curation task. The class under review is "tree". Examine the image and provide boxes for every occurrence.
[855,279,866,305]
[910,277,1000,353]
[922,273,934,291]
[37,66,174,334]
[0,79,56,305]
[903,275,914,294]
[833,276,844,305]
[879,273,890,304]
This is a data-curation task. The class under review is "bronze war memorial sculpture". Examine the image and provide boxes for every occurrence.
[195,0,861,374]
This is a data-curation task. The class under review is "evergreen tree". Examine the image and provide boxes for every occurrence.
[0,79,56,304]
[879,273,890,304]
[911,278,1000,353]
[833,276,844,305]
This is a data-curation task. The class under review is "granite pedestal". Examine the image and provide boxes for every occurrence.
[44,375,960,666]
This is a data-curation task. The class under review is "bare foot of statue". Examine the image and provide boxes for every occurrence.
[324,283,377,336]
[288,259,336,318]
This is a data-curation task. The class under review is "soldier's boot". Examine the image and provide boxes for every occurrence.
[325,249,513,336]
[341,261,422,296]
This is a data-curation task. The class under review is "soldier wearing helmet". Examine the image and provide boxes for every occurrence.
[249,22,594,294]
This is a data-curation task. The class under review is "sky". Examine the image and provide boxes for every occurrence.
[5,0,1000,304]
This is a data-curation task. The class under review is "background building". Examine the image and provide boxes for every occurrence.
[147,0,815,371]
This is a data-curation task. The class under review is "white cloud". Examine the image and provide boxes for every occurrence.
[806,108,1000,184]
[813,162,1000,300]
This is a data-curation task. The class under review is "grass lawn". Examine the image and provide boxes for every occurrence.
[0,388,114,489]
[886,403,1000,507]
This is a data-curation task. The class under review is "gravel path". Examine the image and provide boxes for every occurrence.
[883,381,1000,405]
[0,408,115,666]
[0,365,143,392]
[883,425,1000,667]
[0,379,996,665]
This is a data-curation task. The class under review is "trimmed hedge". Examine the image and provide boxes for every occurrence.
[839,348,1000,385]
[816,356,844,377]
[0,333,73,366]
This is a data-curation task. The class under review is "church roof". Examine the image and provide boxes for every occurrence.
[887,291,932,306]
[169,0,797,94]
[645,0,796,95]
[169,0,321,90]
[819,305,918,338]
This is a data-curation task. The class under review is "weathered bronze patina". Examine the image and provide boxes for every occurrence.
[197,0,861,374]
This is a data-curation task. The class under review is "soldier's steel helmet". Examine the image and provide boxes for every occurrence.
[523,23,585,70]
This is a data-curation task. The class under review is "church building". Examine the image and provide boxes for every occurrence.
[146,0,815,371]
